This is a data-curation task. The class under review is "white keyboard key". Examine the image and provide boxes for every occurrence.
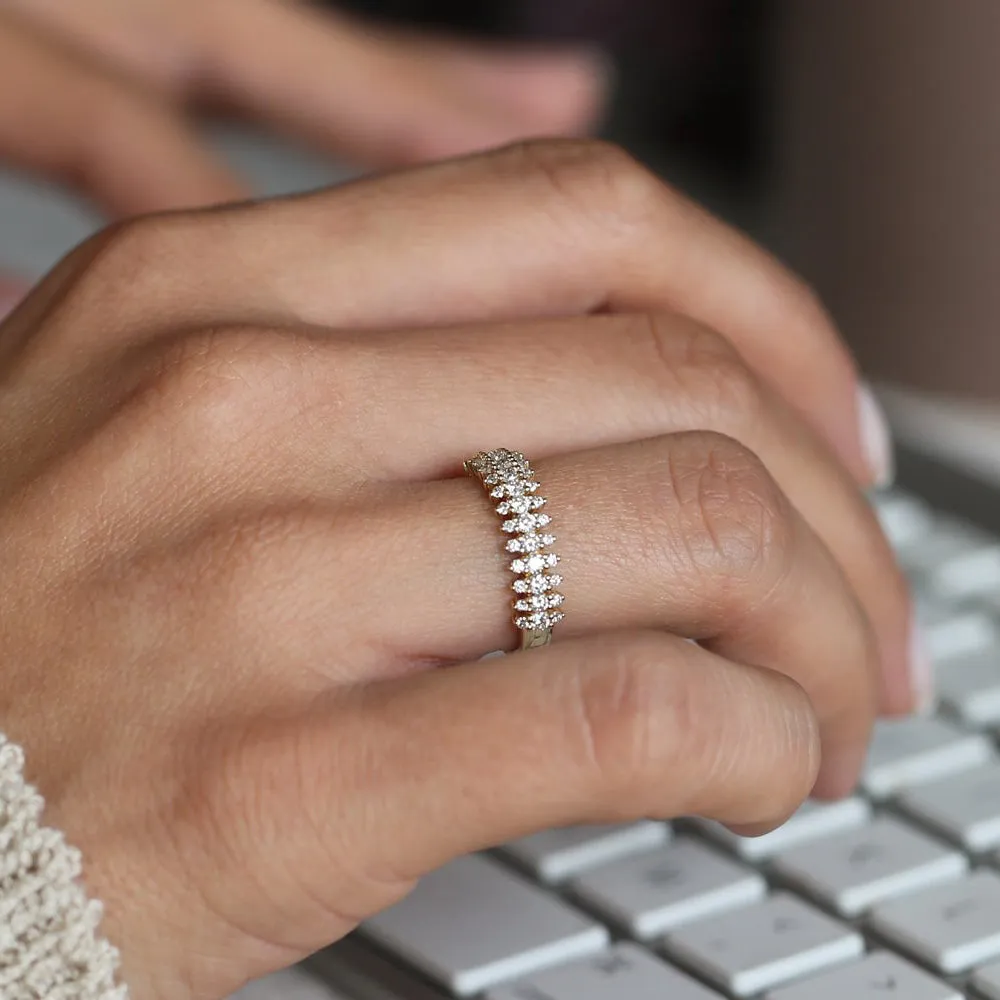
[936,647,1000,726]
[662,893,863,997]
[771,816,966,917]
[899,763,1000,851]
[229,968,355,1000]
[485,943,721,1000]
[361,855,608,996]
[692,798,870,860]
[765,951,960,1000]
[871,492,934,551]
[972,959,1000,1000]
[862,716,993,798]
[567,838,765,938]
[933,544,1000,600]
[869,870,1000,974]
[899,519,992,583]
[922,608,999,662]
[500,822,670,882]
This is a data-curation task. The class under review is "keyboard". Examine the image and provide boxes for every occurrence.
[302,488,1000,1000]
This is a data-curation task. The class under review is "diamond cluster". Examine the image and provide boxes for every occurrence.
[465,449,565,632]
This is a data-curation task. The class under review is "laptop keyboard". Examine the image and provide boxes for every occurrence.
[322,489,1000,999]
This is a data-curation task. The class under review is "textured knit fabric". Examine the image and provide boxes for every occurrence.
[0,732,127,999]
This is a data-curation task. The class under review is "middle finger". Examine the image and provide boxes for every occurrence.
[312,311,914,714]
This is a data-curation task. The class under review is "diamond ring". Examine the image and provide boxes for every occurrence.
[464,448,565,649]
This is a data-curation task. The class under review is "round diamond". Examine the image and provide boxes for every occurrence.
[506,534,544,554]
[502,512,551,534]
[514,592,565,612]
[515,610,565,630]
[512,572,562,594]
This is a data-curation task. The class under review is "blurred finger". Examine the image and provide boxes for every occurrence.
[36,142,877,485]
[195,0,608,165]
[0,13,246,216]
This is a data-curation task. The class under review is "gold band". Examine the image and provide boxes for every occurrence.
[465,449,564,650]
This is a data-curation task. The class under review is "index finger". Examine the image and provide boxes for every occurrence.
[50,141,880,485]
[0,11,246,216]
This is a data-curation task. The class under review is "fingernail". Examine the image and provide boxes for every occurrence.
[857,382,895,489]
[910,618,934,714]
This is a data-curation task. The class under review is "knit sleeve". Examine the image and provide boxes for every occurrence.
[0,732,127,1000]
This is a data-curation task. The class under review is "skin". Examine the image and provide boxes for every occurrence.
[0,0,606,314]
[0,140,912,999]
[0,0,608,215]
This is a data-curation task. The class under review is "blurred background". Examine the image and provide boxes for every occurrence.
[5,0,1000,479]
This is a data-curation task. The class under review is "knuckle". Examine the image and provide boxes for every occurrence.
[138,327,313,442]
[634,313,765,429]
[47,215,191,345]
[652,432,794,595]
[743,676,821,824]
[566,635,820,826]
[84,214,186,288]
[686,669,819,828]
[505,138,659,235]
[567,637,675,815]
[676,322,766,429]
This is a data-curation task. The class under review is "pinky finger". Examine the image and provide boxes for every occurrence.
[239,630,823,945]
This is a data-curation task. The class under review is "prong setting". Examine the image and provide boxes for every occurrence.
[466,449,565,645]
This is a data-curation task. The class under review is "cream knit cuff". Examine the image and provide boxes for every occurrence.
[0,732,127,1000]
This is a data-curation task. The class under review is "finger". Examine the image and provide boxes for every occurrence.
[327,632,820,888]
[3,313,893,738]
[304,313,912,713]
[222,632,819,946]
[0,13,246,216]
[226,432,868,796]
[66,368,871,791]
[47,142,878,485]
[193,0,608,165]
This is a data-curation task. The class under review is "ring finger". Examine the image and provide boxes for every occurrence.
[344,431,878,798]
[260,312,911,713]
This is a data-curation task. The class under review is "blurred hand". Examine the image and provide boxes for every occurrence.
[0,0,607,215]
[0,141,911,1000]
[0,274,28,318]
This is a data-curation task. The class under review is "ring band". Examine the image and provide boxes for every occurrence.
[464,448,565,649]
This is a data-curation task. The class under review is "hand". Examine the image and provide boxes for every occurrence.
[0,0,605,215]
[0,141,912,1000]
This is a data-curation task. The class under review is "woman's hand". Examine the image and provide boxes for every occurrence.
[0,0,605,215]
[0,141,912,1000]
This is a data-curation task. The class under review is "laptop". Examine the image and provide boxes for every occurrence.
[5,139,1000,1000]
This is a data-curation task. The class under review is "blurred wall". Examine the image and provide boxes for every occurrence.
[773,0,1000,398]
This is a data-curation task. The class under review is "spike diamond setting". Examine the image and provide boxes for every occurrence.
[465,448,566,642]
